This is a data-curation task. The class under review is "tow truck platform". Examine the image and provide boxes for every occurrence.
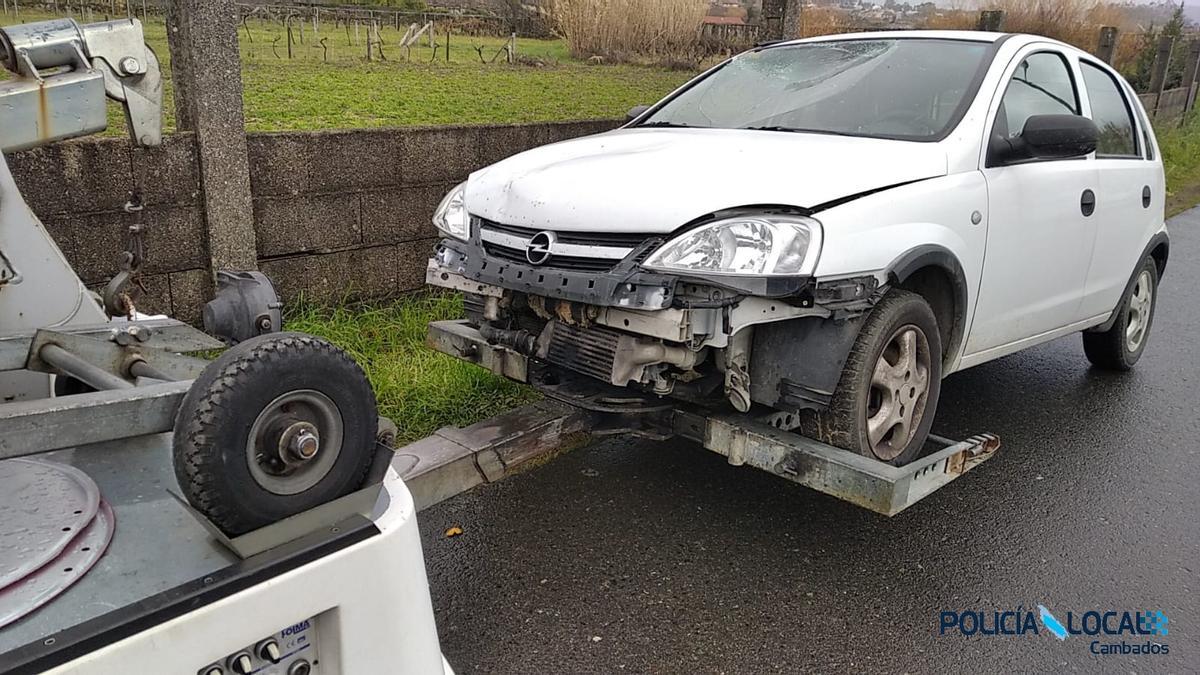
[0,433,449,675]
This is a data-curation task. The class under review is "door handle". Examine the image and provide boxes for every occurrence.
[1081,189,1096,217]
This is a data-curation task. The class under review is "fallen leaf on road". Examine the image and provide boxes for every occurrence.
[444,526,464,537]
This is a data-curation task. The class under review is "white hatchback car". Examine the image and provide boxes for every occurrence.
[427,31,1169,465]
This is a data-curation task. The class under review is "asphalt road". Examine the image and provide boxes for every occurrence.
[419,209,1199,674]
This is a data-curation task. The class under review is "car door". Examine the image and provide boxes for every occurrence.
[1075,58,1163,319]
[966,47,1099,358]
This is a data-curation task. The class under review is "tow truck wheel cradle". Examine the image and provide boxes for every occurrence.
[425,319,1001,515]
[676,411,999,515]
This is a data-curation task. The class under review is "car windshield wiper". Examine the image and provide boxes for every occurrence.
[742,125,860,138]
[636,121,705,129]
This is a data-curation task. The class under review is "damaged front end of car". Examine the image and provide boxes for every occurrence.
[425,194,882,417]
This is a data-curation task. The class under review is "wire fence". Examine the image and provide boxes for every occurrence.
[1,1,543,68]
[0,0,538,36]
[237,9,536,67]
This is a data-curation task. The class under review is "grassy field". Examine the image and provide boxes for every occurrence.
[1,9,693,133]
[284,293,538,445]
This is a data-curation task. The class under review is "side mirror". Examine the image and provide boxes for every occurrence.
[994,114,1098,164]
[626,104,651,122]
[1022,114,1099,158]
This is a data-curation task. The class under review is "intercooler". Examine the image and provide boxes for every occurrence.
[542,320,622,383]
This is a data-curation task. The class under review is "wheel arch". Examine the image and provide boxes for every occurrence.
[1090,230,1169,333]
[885,245,968,370]
[1150,235,1169,278]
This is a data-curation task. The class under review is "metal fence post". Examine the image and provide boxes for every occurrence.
[977,10,1005,32]
[1097,26,1118,64]
[1148,35,1176,116]
[164,0,259,280]
[1182,39,1200,115]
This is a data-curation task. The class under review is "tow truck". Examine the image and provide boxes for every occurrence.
[0,18,450,674]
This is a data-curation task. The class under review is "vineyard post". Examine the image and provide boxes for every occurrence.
[1181,39,1200,117]
[1096,26,1118,64]
[1149,34,1175,116]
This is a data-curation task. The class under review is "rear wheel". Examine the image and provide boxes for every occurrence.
[1082,256,1158,371]
[801,290,942,466]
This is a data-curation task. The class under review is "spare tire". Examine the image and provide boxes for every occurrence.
[173,332,377,535]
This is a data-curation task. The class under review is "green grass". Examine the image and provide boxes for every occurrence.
[283,293,539,445]
[239,59,682,130]
[1156,113,1200,216]
[2,9,692,134]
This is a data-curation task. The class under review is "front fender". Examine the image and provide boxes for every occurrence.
[812,172,988,371]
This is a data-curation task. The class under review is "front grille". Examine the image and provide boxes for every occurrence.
[544,321,621,383]
[481,242,618,272]
[475,217,655,273]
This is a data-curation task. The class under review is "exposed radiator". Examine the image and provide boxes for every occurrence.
[543,321,621,383]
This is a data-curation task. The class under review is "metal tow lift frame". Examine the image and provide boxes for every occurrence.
[428,319,1000,516]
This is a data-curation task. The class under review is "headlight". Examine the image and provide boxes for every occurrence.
[433,182,469,241]
[643,215,822,276]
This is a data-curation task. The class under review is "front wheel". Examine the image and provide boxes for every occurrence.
[801,289,943,466]
[1082,256,1159,371]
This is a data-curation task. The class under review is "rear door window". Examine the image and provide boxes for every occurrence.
[1080,61,1140,158]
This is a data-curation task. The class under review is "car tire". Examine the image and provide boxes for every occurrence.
[800,289,943,466]
[173,332,378,536]
[1082,256,1159,371]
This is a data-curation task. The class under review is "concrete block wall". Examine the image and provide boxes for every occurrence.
[7,119,618,319]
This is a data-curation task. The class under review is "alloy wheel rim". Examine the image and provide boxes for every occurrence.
[1125,270,1153,353]
[866,325,931,461]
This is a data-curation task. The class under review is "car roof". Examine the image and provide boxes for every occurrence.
[770,30,1076,53]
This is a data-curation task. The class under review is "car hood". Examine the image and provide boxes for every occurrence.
[465,127,948,233]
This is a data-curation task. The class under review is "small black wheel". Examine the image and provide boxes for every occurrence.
[173,332,378,535]
[1083,256,1159,371]
[800,289,943,466]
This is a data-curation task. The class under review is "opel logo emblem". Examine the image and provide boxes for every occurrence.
[526,231,556,265]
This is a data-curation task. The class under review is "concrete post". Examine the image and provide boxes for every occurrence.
[1181,39,1200,114]
[761,0,783,40]
[761,0,801,41]
[1148,35,1175,116]
[1096,26,1118,64]
[781,0,802,40]
[165,0,258,278]
[976,10,1005,32]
